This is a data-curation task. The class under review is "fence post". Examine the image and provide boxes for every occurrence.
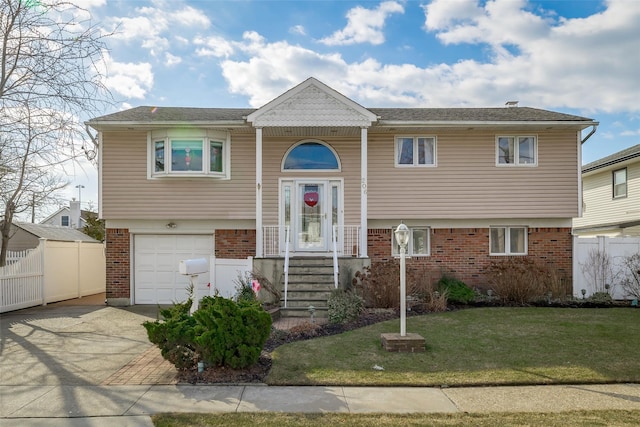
[40,238,47,306]
[76,240,82,298]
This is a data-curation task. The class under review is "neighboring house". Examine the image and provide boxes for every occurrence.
[1,222,99,252]
[86,77,598,308]
[41,200,94,229]
[573,144,640,237]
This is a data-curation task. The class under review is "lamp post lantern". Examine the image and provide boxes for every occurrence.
[394,223,410,337]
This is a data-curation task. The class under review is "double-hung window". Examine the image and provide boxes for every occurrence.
[61,215,69,227]
[613,168,627,198]
[395,137,436,167]
[490,226,527,255]
[149,130,230,179]
[497,136,537,166]
[392,227,430,256]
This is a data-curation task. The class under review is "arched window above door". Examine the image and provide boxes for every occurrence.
[282,141,340,171]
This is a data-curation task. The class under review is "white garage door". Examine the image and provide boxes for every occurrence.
[134,234,213,304]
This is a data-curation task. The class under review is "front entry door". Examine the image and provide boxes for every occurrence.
[280,179,342,253]
[297,182,326,251]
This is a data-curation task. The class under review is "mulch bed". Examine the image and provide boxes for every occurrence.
[178,308,402,384]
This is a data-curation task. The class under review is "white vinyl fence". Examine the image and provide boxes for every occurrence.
[1,238,106,313]
[573,235,640,299]
[208,256,253,299]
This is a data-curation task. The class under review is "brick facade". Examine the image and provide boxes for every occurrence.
[214,229,256,259]
[368,227,572,288]
[105,228,131,299]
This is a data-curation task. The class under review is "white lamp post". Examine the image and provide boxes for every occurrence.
[394,223,410,337]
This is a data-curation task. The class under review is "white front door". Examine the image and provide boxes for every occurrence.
[281,179,342,253]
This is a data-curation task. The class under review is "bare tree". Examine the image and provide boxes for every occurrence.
[579,248,622,296]
[0,0,112,266]
[621,253,640,300]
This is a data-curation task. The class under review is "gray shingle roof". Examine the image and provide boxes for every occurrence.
[14,222,99,243]
[582,144,640,173]
[89,106,593,124]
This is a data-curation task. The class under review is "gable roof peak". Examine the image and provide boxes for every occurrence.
[246,77,377,127]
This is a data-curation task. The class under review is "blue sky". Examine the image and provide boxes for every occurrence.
[61,0,639,212]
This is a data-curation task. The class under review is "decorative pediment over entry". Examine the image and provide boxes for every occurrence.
[246,78,378,128]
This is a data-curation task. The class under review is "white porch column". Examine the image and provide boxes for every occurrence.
[256,127,263,257]
[360,127,368,257]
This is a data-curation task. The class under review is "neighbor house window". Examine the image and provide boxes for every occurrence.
[149,130,230,178]
[392,227,430,256]
[61,215,69,226]
[490,226,527,255]
[613,168,627,198]
[395,137,436,167]
[497,136,537,166]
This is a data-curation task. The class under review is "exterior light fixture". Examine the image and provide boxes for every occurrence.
[394,223,410,337]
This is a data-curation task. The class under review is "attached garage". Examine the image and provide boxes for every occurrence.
[133,234,213,304]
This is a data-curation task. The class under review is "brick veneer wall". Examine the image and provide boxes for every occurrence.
[105,228,131,299]
[215,229,256,259]
[368,227,572,288]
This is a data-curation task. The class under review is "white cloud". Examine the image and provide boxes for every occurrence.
[290,25,306,36]
[72,0,107,8]
[620,129,640,137]
[319,1,404,46]
[165,52,182,66]
[214,0,640,114]
[193,35,235,58]
[100,52,153,99]
[105,3,210,56]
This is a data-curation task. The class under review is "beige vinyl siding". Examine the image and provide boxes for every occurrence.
[101,131,255,219]
[261,137,361,225]
[367,129,579,219]
[574,160,640,230]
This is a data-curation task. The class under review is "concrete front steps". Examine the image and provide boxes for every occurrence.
[279,257,336,318]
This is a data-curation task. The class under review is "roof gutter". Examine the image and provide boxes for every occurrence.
[376,120,597,128]
[580,123,598,145]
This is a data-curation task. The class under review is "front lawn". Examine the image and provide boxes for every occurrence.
[267,307,640,386]
[153,410,640,427]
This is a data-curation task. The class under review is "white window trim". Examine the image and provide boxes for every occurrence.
[612,167,627,199]
[392,226,431,257]
[147,129,231,179]
[281,140,341,172]
[496,135,538,167]
[394,136,437,168]
[490,226,528,256]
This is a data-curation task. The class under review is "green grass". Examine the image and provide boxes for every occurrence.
[153,410,640,427]
[267,307,640,386]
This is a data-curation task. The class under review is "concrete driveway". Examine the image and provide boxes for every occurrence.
[0,294,168,386]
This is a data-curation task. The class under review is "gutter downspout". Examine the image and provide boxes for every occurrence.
[581,124,598,145]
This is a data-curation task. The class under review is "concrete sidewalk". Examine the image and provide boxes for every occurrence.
[2,383,640,426]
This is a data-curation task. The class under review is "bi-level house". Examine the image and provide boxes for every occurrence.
[573,144,640,237]
[87,78,597,313]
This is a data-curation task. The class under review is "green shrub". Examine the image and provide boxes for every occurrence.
[587,291,613,305]
[436,276,474,304]
[142,300,197,370]
[143,296,272,371]
[328,289,364,324]
[234,273,257,303]
[193,296,272,369]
